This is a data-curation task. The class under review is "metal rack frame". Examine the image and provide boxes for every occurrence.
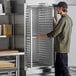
[0,52,24,76]
[24,3,54,71]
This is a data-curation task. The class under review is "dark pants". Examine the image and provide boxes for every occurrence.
[55,53,71,76]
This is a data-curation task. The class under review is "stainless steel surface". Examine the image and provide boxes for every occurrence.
[0,52,24,56]
[24,4,54,68]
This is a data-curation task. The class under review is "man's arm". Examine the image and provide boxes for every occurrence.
[37,18,66,39]
[53,17,57,26]
[37,17,58,39]
[47,18,66,38]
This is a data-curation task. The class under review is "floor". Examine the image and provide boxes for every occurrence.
[26,67,76,76]
[27,72,76,76]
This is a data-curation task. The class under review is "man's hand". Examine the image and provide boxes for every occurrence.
[37,34,47,39]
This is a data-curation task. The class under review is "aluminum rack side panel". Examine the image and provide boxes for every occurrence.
[25,5,54,68]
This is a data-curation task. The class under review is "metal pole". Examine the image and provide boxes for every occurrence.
[31,8,33,68]
[8,71,12,76]
[16,55,20,76]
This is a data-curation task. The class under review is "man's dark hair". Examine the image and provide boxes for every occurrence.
[55,2,68,12]
[62,7,68,12]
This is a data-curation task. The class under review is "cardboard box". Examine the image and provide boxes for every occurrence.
[2,24,12,36]
[0,60,15,68]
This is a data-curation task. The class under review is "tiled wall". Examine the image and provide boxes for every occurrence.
[0,0,25,76]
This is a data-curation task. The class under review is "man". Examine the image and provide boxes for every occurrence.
[37,1,73,76]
